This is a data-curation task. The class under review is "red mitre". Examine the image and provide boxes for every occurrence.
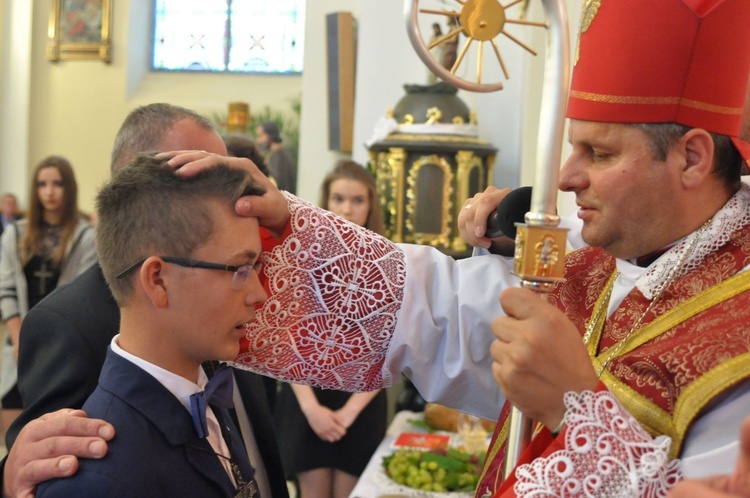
[567,0,750,164]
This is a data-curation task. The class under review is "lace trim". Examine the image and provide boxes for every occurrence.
[235,193,406,392]
[514,391,683,497]
[638,184,750,299]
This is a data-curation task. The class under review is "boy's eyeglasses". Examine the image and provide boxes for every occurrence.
[116,256,259,290]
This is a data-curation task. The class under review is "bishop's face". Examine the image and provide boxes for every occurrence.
[558,120,684,260]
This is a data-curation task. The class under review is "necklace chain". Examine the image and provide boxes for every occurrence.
[584,220,712,377]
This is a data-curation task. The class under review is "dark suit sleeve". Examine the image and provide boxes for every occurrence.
[6,306,102,449]
[36,471,138,498]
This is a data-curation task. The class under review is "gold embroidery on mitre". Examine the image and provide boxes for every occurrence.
[575,0,602,65]
[570,91,680,105]
[680,98,744,115]
[570,91,744,115]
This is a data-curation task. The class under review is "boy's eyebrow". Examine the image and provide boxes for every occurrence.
[235,250,260,262]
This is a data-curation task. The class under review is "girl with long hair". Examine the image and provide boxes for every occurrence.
[0,156,97,433]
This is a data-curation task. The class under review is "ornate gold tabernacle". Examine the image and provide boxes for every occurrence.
[368,83,497,258]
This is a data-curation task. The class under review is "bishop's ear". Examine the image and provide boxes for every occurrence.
[679,128,714,188]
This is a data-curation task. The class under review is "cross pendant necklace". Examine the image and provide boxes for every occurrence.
[33,259,54,295]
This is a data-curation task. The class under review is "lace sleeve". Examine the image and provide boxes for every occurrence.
[514,390,683,497]
[233,193,406,392]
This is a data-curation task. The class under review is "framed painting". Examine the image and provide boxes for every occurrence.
[47,0,112,62]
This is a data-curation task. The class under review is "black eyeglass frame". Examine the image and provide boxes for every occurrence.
[116,256,247,280]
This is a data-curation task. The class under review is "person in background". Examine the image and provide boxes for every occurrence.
[0,156,96,438]
[255,121,296,194]
[0,194,22,237]
[223,133,272,180]
[318,160,385,234]
[273,159,387,498]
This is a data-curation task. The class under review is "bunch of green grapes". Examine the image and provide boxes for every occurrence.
[382,448,484,493]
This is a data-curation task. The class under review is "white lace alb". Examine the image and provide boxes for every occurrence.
[514,391,683,497]
[235,193,406,392]
[637,183,750,299]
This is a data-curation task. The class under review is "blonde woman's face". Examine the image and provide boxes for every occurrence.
[327,179,370,228]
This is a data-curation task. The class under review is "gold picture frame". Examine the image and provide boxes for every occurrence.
[47,0,112,62]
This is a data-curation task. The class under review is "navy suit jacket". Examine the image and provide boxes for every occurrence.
[8,264,287,497]
[37,350,254,497]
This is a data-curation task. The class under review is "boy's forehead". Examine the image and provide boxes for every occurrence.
[201,203,261,258]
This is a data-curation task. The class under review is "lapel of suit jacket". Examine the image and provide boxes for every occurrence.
[99,348,238,495]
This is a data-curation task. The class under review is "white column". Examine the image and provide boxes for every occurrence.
[0,0,32,207]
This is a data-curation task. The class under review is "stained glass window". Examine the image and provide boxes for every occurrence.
[152,0,305,74]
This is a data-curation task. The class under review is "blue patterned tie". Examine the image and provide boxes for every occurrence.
[189,364,234,439]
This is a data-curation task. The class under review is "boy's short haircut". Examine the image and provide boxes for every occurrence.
[96,154,265,304]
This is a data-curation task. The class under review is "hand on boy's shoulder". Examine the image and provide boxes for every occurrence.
[4,409,114,498]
